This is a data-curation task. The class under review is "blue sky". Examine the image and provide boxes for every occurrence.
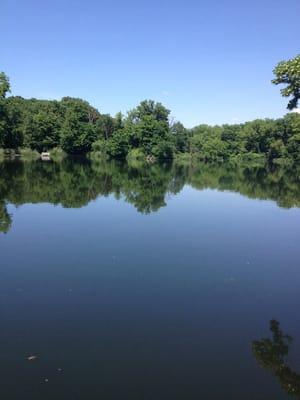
[2,0,299,127]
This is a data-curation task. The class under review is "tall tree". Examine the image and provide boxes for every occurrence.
[128,100,170,124]
[60,110,96,154]
[272,54,300,110]
[125,100,173,158]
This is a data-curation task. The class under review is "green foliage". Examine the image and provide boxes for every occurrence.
[95,114,115,140]
[152,140,174,159]
[19,147,40,161]
[174,152,193,165]
[126,148,145,161]
[190,113,300,164]
[268,139,286,161]
[105,130,130,158]
[272,54,300,110]
[60,111,96,154]
[60,97,100,124]
[285,112,300,162]
[170,121,190,153]
[190,125,225,161]
[59,97,100,154]
[92,138,108,154]
[78,99,174,160]
[24,109,60,151]
[0,93,23,149]
[50,147,66,161]
[0,72,10,99]
[253,320,300,397]
[122,100,173,158]
[114,112,124,131]
[1,70,300,164]
[128,99,170,123]
[134,115,170,154]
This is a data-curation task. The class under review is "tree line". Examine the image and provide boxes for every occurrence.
[0,54,299,164]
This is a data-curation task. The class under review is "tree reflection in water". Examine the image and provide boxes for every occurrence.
[1,158,300,233]
[253,320,300,398]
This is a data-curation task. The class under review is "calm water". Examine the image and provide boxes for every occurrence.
[1,159,300,399]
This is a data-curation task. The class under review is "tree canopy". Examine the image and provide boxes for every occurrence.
[272,54,300,110]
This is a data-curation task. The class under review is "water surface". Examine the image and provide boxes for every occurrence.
[1,159,300,399]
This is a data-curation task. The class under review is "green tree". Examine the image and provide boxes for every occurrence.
[128,100,170,124]
[0,73,11,146]
[0,72,10,99]
[243,119,275,154]
[268,139,286,161]
[272,54,300,110]
[125,100,173,159]
[24,109,60,151]
[0,96,24,149]
[135,115,171,156]
[60,111,96,154]
[170,121,190,153]
[105,130,130,158]
[60,98,99,154]
[95,114,115,140]
[279,112,300,163]
[114,112,124,130]
[221,124,244,155]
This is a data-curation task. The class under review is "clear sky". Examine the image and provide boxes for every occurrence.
[2,0,299,127]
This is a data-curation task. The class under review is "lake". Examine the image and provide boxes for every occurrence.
[0,158,300,399]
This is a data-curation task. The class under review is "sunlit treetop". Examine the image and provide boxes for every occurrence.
[272,54,300,110]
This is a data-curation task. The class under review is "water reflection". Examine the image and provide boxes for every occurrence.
[1,158,300,232]
[253,320,300,398]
